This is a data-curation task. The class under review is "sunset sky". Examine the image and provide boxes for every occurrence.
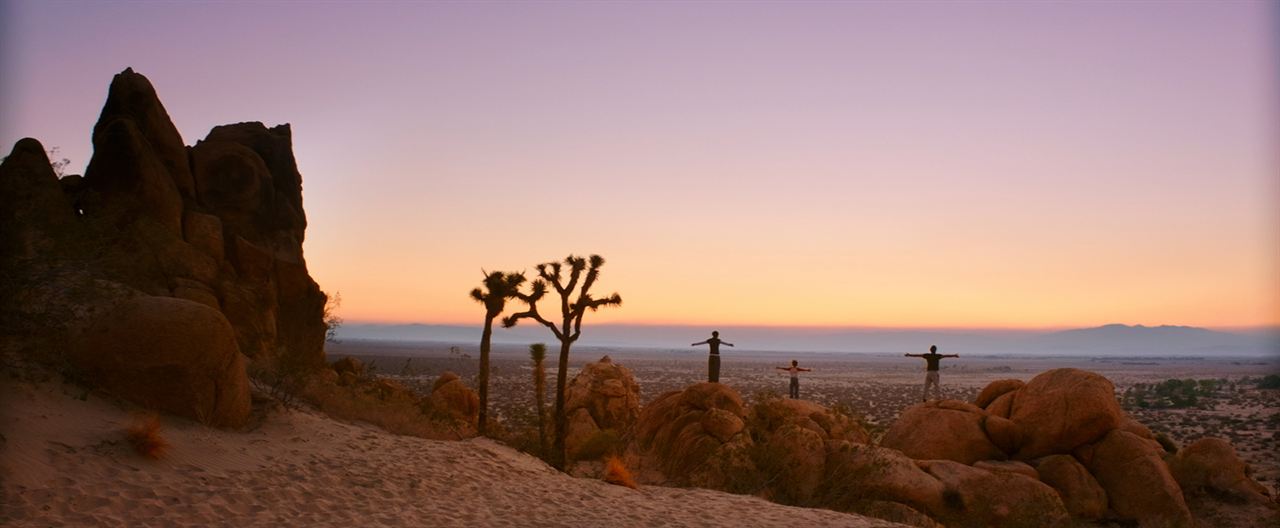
[2,1,1276,329]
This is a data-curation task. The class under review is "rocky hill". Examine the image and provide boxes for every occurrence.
[0,68,327,427]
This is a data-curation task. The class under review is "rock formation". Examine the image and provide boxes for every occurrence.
[628,382,758,491]
[69,295,250,427]
[1007,369,1124,460]
[748,396,871,503]
[880,400,1011,464]
[426,372,480,426]
[615,369,1274,528]
[563,356,641,459]
[0,68,328,428]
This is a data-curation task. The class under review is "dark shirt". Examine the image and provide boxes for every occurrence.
[922,353,943,371]
[705,337,722,355]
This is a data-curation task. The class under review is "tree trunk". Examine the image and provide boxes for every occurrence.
[552,338,572,469]
[478,315,494,434]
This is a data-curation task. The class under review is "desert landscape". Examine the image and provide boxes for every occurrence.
[333,340,1280,487]
[3,3,1278,527]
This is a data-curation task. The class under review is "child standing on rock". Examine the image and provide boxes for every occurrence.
[775,360,812,399]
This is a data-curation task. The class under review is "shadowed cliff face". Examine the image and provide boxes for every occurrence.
[0,67,326,371]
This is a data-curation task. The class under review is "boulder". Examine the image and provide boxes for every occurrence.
[881,400,1008,464]
[433,371,461,392]
[748,397,873,503]
[1009,368,1124,460]
[564,408,602,459]
[69,295,250,428]
[1033,454,1107,520]
[182,210,224,260]
[368,378,414,403]
[975,379,1024,409]
[630,383,758,491]
[427,372,479,425]
[1168,437,1271,505]
[701,408,745,442]
[90,67,193,198]
[564,356,641,433]
[171,278,220,309]
[751,397,871,445]
[821,442,948,518]
[0,138,75,259]
[986,390,1015,418]
[331,356,365,377]
[973,460,1038,480]
[835,500,943,528]
[1076,429,1193,527]
[82,117,184,235]
[919,459,1070,528]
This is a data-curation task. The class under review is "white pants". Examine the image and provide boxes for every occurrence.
[923,371,941,401]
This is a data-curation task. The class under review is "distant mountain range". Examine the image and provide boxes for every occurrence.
[334,323,1279,357]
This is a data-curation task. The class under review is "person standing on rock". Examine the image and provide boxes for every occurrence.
[775,360,812,399]
[692,331,733,383]
[905,345,958,401]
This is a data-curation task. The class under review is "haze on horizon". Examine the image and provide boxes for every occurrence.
[2,1,1276,330]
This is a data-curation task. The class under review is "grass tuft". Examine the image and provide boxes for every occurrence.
[603,455,637,489]
[125,413,169,459]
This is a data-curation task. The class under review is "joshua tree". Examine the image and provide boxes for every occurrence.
[504,254,622,469]
[529,342,549,455]
[470,270,527,435]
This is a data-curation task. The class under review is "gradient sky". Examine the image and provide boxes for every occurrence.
[2,1,1276,329]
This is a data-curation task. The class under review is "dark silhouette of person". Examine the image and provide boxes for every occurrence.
[692,331,733,383]
[775,359,812,399]
[905,345,958,401]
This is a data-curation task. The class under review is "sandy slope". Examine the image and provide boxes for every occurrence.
[0,378,900,527]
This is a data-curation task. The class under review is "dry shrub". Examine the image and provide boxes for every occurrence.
[574,428,624,461]
[126,413,169,459]
[301,377,471,440]
[603,455,637,489]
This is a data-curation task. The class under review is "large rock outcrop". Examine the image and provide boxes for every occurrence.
[628,383,758,491]
[748,396,871,503]
[0,68,328,427]
[879,371,1277,528]
[563,356,641,459]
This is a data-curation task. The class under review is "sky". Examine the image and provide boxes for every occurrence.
[1,1,1277,330]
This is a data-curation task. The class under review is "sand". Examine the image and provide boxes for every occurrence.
[0,378,900,527]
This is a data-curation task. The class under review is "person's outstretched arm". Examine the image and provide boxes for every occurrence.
[904,353,922,357]
[692,340,708,346]
[799,367,812,372]
[775,366,789,370]
[944,354,960,358]
[724,342,734,347]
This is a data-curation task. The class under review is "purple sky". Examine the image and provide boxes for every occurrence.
[2,1,1277,328]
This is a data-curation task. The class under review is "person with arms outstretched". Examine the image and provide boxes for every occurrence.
[776,360,812,399]
[905,345,958,401]
[692,331,733,383]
